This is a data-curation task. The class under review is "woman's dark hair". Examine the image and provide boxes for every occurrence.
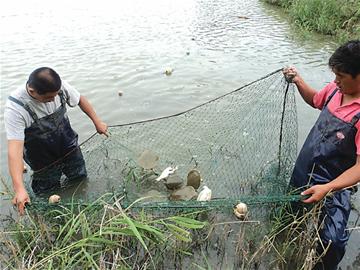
[27,67,62,95]
[329,40,360,78]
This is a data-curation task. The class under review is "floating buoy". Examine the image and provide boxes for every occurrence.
[164,68,173,76]
[48,195,61,204]
[118,90,123,96]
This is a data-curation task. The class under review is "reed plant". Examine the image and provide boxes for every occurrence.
[249,200,326,270]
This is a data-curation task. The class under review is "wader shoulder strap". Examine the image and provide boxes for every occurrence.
[58,90,68,107]
[350,112,360,126]
[8,96,39,121]
[323,88,338,108]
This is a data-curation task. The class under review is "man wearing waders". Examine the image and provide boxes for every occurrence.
[4,67,108,215]
[284,40,360,270]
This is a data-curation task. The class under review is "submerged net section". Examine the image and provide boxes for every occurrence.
[79,69,298,208]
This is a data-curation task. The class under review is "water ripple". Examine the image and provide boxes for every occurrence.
[0,0,337,173]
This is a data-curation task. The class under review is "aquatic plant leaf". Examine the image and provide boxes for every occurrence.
[131,220,165,241]
[121,212,149,251]
[169,216,207,229]
[164,223,191,242]
[87,236,119,246]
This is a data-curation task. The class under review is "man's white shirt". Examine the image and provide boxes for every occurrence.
[4,80,80,140]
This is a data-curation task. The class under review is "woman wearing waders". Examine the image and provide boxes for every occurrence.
[4,67,108,215]
[284,40,360,270]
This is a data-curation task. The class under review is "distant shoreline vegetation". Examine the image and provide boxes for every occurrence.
[264,0,360,42]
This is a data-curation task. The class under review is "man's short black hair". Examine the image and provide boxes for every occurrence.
[27,67,62,95]
[329,40,360,78]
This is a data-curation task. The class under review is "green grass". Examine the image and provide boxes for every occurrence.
[0,173,328,269]
[0,192,328,269]
[0,193,208,269]
[264,0,360,42]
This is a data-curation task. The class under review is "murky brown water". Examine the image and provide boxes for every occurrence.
[0,0,358,268]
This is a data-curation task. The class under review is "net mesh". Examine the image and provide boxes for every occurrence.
[75,68,298,208]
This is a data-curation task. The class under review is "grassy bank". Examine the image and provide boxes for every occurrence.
[264,0,360,41]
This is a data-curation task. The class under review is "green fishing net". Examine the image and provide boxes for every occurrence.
[22,69,298,210]
[76,68,298,208]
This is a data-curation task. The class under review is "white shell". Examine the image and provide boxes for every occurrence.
[48,194,61,204]
[234,202,248,219]
[197,186,212,201]
[164,68,173,76]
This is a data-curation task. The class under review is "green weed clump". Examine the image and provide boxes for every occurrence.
[264,0,293,8]
[264,0,360,41]
[0,175,329,270]
[0,196,327,270]
[0,194,207,269]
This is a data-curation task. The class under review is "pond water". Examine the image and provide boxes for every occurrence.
[0,0,358,268]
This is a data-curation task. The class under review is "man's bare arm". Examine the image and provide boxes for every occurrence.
[8,140,30,215]
[283,67,317,107]
[78,95,108,136]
